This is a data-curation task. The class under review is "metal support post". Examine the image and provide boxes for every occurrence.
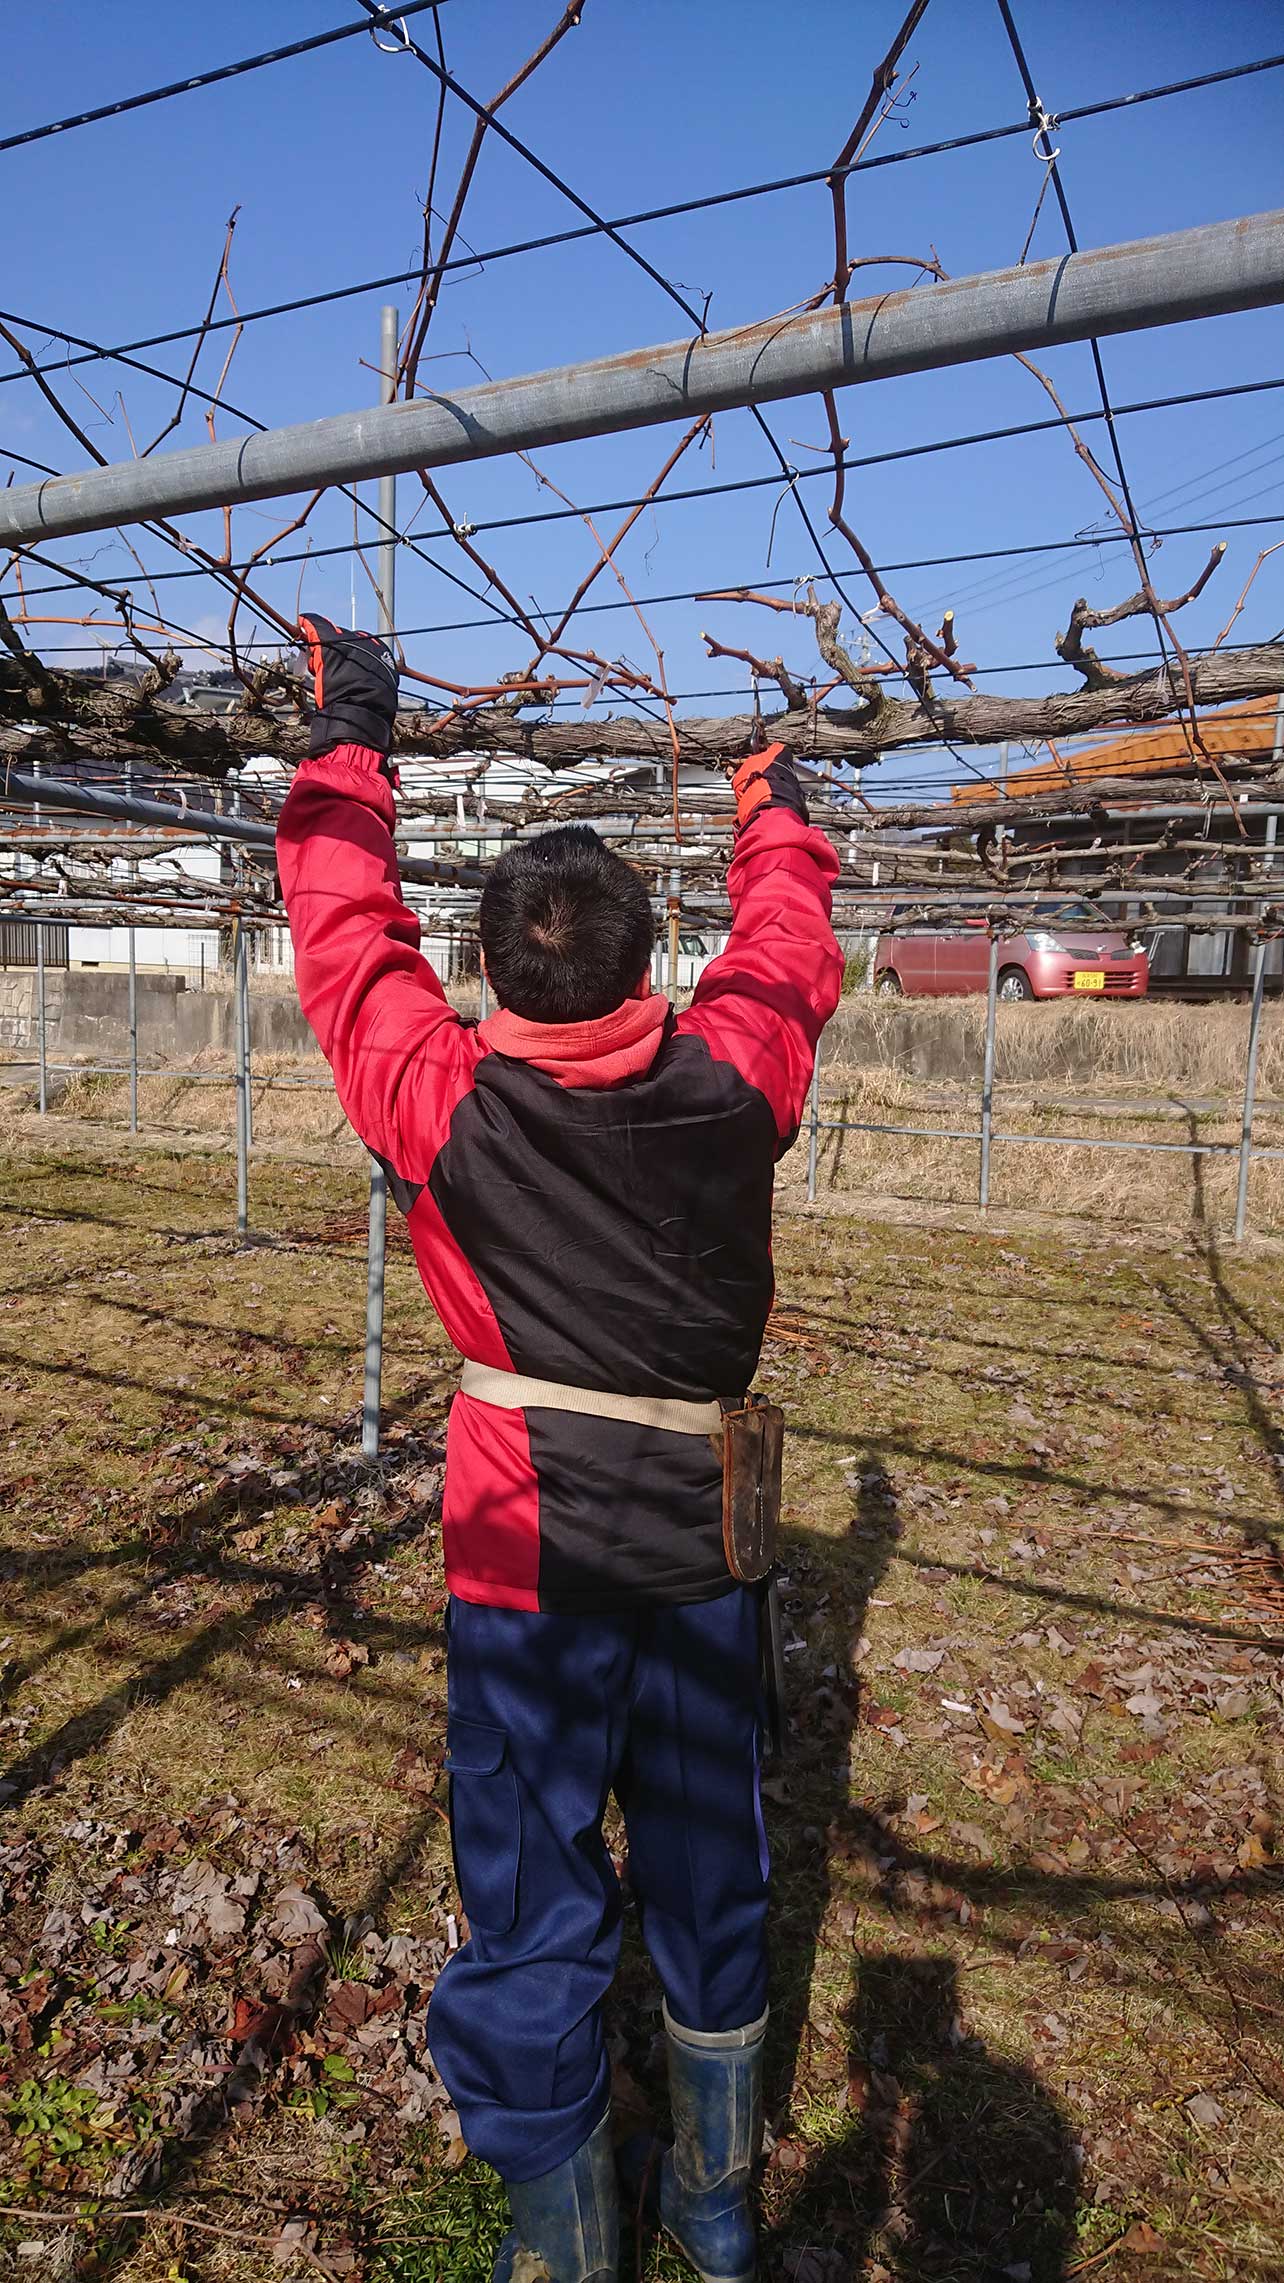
[806,1044,821,1205]
[127,924,139,1132]
[362,304,398,1462]
[377,303,398,645]
[479,961,489,1020]
[1234,941,1268,1242]
[979,934,999,1210]
[666,867,681,995]
[232,783,253,1146]
[362,1169,388,1460]
[233,921,249,1240]
[1238,712,1284,1237]
[125,758,138,1132]
[237,913,253,1148]
[32,754,48,1114]
[35,918,47,1114]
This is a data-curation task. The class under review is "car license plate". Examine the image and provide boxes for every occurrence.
[1073,971,1105,991]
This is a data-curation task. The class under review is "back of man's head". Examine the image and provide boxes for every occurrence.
[479,825,656,1023]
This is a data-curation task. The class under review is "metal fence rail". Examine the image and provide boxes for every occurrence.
[804,933,1279,1237]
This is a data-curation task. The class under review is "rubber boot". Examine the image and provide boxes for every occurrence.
[492,2112,619,2283]
[658,2002,767,2283]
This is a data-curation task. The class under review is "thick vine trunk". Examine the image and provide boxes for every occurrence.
[3,644,1283,780]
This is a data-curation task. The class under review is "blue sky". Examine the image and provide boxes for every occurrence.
[4,0,1283,797]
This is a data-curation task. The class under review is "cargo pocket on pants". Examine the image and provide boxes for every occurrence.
[445,1717,521,1935]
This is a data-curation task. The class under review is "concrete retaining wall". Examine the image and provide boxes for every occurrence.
[0,971,317,1063]
[826,1003,982,1082]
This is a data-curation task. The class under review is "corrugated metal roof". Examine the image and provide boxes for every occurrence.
[951,694,1281,803]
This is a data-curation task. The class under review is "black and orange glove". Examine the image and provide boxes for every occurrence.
[731,742,807,832]
[299,613,399,764]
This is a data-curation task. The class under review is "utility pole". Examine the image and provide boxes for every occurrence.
[362,304,397,1462]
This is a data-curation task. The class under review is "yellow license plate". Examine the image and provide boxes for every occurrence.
[1073,971,1105,991]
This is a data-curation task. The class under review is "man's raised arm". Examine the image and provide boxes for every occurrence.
[676,745,843,1150]
[275,616,473,1174]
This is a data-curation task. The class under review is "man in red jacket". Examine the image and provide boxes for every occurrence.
[277,618,843,2283]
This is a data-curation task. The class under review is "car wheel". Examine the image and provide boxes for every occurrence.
[998,966,1034,1003]
[875,970,903,996]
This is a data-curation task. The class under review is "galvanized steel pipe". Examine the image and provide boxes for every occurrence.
[0,764,485,887]
[3,210,1283,544]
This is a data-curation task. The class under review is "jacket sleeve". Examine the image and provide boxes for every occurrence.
[675,806,843,1148]
[275,744,475,1179]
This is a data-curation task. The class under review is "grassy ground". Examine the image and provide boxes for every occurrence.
[0,1136,1282,2282]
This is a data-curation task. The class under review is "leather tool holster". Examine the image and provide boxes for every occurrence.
[717,1395,784,1583]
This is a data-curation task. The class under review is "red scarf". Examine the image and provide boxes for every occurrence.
[479,993,670,1089]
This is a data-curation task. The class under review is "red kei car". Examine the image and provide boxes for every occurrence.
[873,901,1150,1002]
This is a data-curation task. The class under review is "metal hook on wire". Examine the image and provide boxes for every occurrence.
[1017,101,1061,265]
[1028,98,1060,165]
[368,13,412,54]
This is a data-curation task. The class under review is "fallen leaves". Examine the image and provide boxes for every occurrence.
[1120,2219,1164,2255]
[170,1859,258,1942]
[893,1646,944,1674]
[272,2216,319,2269]
[977,1693,1028,1743]
[6,1159,1284,2275]
[323,1639,370,1680]
[264,1885,329,1946]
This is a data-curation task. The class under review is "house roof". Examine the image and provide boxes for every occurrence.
[950,694,1281,804]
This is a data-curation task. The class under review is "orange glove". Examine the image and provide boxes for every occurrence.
[731,743,807,831]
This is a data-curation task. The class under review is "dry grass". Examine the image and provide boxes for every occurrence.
[1,1138,1282,2281]
[824,995,1284,1100]
[13,995,1284,1241]
[780,1064,1284,1238]
[47,1052,353,1148]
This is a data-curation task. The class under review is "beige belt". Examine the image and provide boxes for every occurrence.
[459,1359,722,1437]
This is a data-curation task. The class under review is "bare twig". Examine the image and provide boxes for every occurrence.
[413,471,550,656]
[701,634,805,710]
[142,206,242,455]
[519,417,712,676]
[1058,545,1228,688]
[227,493,325,689]
[397,3,588,397]
[1213,540,1284,651]
[0,2206,274,2245]
[513,449,690,817]
[828,3,931,307]
[0,316,108,466]
[1009,347,1234,799]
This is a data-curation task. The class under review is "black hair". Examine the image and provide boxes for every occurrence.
[479,825,656,1023]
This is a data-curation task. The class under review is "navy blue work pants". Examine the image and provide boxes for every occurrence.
[426,1588,770,2182]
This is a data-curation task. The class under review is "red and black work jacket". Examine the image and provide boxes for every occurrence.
[277,746,843,1613]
